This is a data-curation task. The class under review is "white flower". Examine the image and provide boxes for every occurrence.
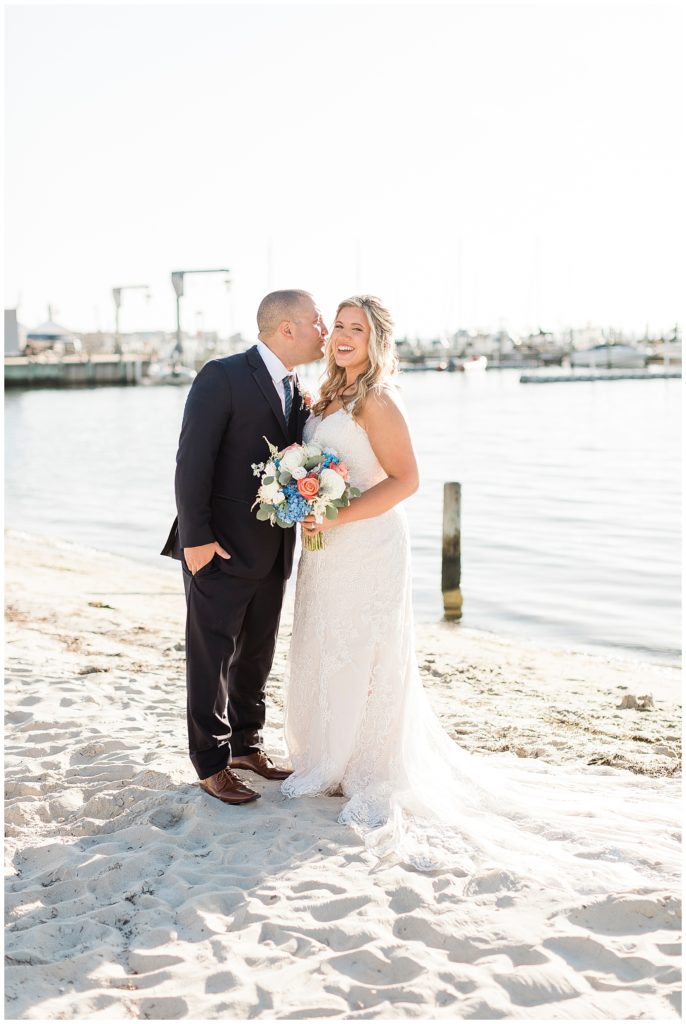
[280,447,306,474]
[319,467,346,499]
[303,442,323,460]
[252,462,265,477]
[291,466,307,480]
[272,490,286,506]
[265,460,277,477]
[260,479,282,503]
[310,495,328,523]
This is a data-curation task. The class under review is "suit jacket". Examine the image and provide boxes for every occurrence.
[160,345,310,580]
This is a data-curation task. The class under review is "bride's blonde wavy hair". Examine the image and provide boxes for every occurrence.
[313,295,398,418]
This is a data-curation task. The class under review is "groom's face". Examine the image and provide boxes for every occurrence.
[288,299,328,364]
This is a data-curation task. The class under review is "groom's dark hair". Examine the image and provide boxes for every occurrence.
[257,290,312,341]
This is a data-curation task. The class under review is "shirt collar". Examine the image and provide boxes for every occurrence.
[256,340,292,384]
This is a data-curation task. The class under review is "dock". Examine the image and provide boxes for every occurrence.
[4,354,150,388]
[520,370,681,384]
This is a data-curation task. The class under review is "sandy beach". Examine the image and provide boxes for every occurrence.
[4,530,681,1020]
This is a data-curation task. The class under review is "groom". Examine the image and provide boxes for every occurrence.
[161,290,327,804]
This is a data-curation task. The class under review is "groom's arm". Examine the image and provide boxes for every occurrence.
[175,360,233,549]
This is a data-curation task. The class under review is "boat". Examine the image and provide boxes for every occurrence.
[146,360,197,386]
[457,355,487,372]
[399,354,488,373]
[23,319,82,356]
[569,344,649,369]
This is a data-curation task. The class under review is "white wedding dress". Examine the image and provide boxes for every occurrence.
[282,406,680,893]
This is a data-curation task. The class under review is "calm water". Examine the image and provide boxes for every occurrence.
[4,370,681,665]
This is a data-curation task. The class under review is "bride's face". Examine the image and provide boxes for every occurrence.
[331,307,370,374]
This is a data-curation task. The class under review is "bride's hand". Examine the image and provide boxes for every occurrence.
[302,514,337,537]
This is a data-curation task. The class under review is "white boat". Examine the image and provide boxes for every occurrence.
[146,361,197,386]
[570,344,649,369]
[24,319,82,356]
[456,355,487,372]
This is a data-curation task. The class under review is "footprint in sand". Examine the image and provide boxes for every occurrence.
[464,869,524,895]
[326,948,425,986]
[291,880,347,897]
[4,710,33,725]
[278,1007,346,1020]
[73,739,139,761]
[15,720,65,735]
[5,780,47,798]
[489,943,549,967]
[437,971,478,995]
[565,893,681,935]
[127,951,185,973]
[132,997,188,1019]
[656,942,681,956]
[6,919,122,964]
[148,807,184,830]
[388,886,424,914]
[323,980,424,1010]
[257,922,320,957]
[308,895,369,923]
[392,914,484,963]
[544,935,662,982]
[205,970,241,994]
[491,964,586,1006]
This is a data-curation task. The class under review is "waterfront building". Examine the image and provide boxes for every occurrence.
[4,309,22,355]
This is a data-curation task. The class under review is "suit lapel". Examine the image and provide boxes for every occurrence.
[291,373,311,442]
[246,345,288,440]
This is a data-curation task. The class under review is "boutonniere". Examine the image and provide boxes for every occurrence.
[295,380,314,411]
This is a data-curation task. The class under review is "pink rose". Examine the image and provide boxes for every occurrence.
[297,473,320,498]
[329,461,350,481]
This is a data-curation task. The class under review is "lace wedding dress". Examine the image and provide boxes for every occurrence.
[282,406,680,892]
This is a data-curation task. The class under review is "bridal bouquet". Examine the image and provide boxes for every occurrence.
[252,438,361,550]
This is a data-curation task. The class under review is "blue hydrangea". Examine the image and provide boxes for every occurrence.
[278,489,311,524]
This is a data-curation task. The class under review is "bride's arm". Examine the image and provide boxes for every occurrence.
[322,387,419,529]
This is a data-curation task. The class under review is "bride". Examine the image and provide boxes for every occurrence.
[281,295,679,891]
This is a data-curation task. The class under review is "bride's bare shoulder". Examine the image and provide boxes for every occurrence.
[357,379,408,427]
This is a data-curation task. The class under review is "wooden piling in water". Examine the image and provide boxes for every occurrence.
[442,482,463,620]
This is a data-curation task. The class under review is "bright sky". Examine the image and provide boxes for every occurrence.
[4,2,683,339]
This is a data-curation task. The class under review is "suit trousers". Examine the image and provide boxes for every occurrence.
[182,538,286,780]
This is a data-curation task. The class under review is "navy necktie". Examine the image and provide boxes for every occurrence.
[282,375,293,422]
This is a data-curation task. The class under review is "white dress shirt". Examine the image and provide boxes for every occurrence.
[256,340,293,416]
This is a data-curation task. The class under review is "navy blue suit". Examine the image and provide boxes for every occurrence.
[162,346,309,778]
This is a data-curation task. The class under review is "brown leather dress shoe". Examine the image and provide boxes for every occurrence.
[229,750,293,780]
[198,767,260,805]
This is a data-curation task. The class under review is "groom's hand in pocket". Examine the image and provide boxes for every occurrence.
[184,541,231,575]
